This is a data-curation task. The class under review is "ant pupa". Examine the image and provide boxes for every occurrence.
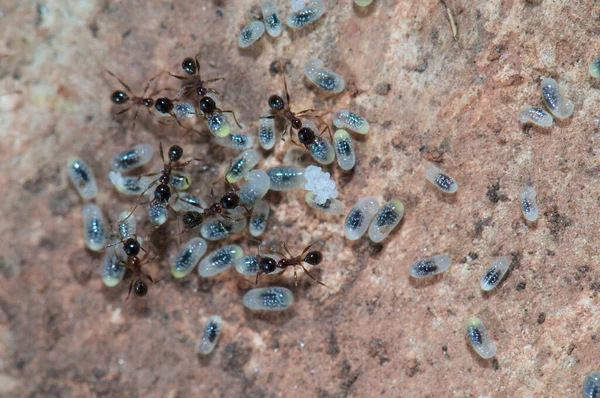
[540,77,574,119]
[235,254,262,276]
[102,250,126,287]
[169,171,192,191]
[589,57,600,79]
[286,0,325,29]
[109,171,153,196]
[333,110,370,134]
[172,237,207,278]
[521,186,539,222]
[333,129,356,170]
[82,204,107,252]
[198,244,244,277]
[583,370,600,398]
[305,193,344,215]
[258,117,276,150]
[236,169,271,209]
[110,144,154,173]
[344,196,379,241]
[200,217,247,241]
[249,199,269,237]
[518,105,553,127]
[409,254,451,278]
[304,59,345,94]
[465,316,497,359]
[106,237,156,298]
[196,315,223,355]
[480,256,509,291]
[425,165,458,193]
[261,0,282,37]
[257,241,329,287]
[299,119,335,165]
[226,149,260,183]
[67,157,98,201]
[118,210,137,240]
[266,165,306,191]
[214,132,254,150]
[368,200,404,243]
[243,287,294,311]
[238,20,265,48]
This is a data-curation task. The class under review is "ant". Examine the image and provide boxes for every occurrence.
[254,241,329,288]
[107,237,156,298]
[169,52,224,99]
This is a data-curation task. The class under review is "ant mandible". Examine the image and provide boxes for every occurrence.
[106,237,156,298]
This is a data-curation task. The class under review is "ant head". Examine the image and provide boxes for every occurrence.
[168,145,183,162]
[199,96,216,114]
[182,57,196,76]
[155,97,174,114]
[123,238,140,257]
[259,257,277,274]
[220,192,240,210]
[154,184,171,202]
[304,250,323,265]
[134,279,148,297]
[182,211,203,228]
[111,90,129,104]
[268,95,285,111]
[298,127,316,145]
[290,117,303,130]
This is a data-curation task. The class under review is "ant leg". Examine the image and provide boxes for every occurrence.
[293,266,298,287]
[144,273,155,284]
[104,67,134,95]
[300,240,322,257]
[318,125,334,142]
[126,279,134,300]
[168,73,190,80]
[159,141,165,163]
[295,108,321,117]
[280,241,294,257]
[141,70,166,97]
[221,109,243,129]
[300,264,330,289]
[122,180,158,222]
[209,88,221,97]
[174,157,204,169]
[254,272,260,285]
[282,72,291,105]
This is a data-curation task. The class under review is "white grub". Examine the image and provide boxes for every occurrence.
[200,217,247,241]
[108,171,153,196]
[261,0,282,37]
[148,201,168,226]
[334,129,356,170]
[101,250,125,287]
[66,156,97,201]
[465,316,497,359]
[117,211,136,240]
[303,165,338,204]
[589,57,600,79]
[409,254,451,278]
[226,149,260,183]
[286,0,325,28]
[196,315,223,355]
[304,58,345,93]
[237,169,271,208]
[583,370,600,398]
[518,105,553,127]
[198,244,244,277]
[266,165,305,191]
[243,287,294,311]
[305,192,343,215]
[238,21,265,48]
[172,237,207,279]
[258,117,276,150]
[520,186,539,222]
[480,256,509,291]
[249,199,270,237]
[206,111,231,137]
[82,204,107,252]
[333,110,369,134]
[344,196,379,240]
[214,132,254,150]
[425,165,458,193]
[368,200,404,243]
[110,144,154,173]
[540,77,574,119]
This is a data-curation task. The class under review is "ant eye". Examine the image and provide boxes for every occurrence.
[304,251,322,265]
[465,317,497,359]
[226,149,260,183]
[425,165,458,193]
[111,90,129,104]
[243,287,294,311]
[304,58,345,94]
[182,58,196,75]
[123,238,140,257]
[168,145,184,162]
[268,95,284,111]
[154,97,174,114]
[199,96,217,114]
[134,280,149,297]
[297,127,315,145]
[172,237,207,278]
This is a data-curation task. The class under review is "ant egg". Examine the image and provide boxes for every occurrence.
[266,165,305,191]
[117,211,136,240]
[235,254,261,276]
[237,169,271,208]
[101,250,125,287]
[368,200,404,242]
[172,192,207,212]
[480,256,509,291]
[214,132,254,150]
[305,192,343,215]
[148,201,169,226]
[425,165,458,193]
[589,57,600,79]
[261,0,282,37]
[249,199,269,237]
[67,157,98,201]
[108,171,152,196]
[170,172,191,191]
[344,196,379,240]
[540,77,574,119]
[583,370,600,398]
[258,117,276,150]
[206,111,231,137]
[173,101,195,120]
[286,0,325,29]
[409,254,451,278]
[110,144,154,173]
[334,129,356,170]
[172,237,207,278]
[333,110,370,134]
[304,165,338,204]
[243,287,294,311]
[309,137,336,165]
[238,20,265,48]
[465,316,497,359]
[82,204,107,252]
[518,105,553,127]
[196,315,223,355]
[200,216,247,241]
[226,149,260,183]
[198,244,244,277]
[304,59,345,94]
[521,186,539,222]
[354,0,374,6]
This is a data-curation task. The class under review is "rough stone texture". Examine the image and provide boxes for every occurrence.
[1,0,599,396]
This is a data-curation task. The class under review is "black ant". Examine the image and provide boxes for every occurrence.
[106,237,156,298]
[255,241,329,288]
[169,52,224,99]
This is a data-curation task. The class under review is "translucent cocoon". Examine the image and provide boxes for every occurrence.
[266,165,305,191]
[148,201,168,226]
[344,196,379,240]
[67,157,97,201]
[198,244,244,277]
[196,316,223,355]
[518,105,553,127]
[238,21,265,48]
[305,192,343,215]
[368,200,404,242]
[206,111,231,137]
[258,117,276,150]
[261,0,282,37]
[226,149,260,183]
[409,254,451,278]
[286,0,325,29]
[214,132,254,150]
[540,77,574,119]
[520,186,539,222]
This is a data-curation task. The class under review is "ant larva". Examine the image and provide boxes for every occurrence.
[106,236,156,298]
